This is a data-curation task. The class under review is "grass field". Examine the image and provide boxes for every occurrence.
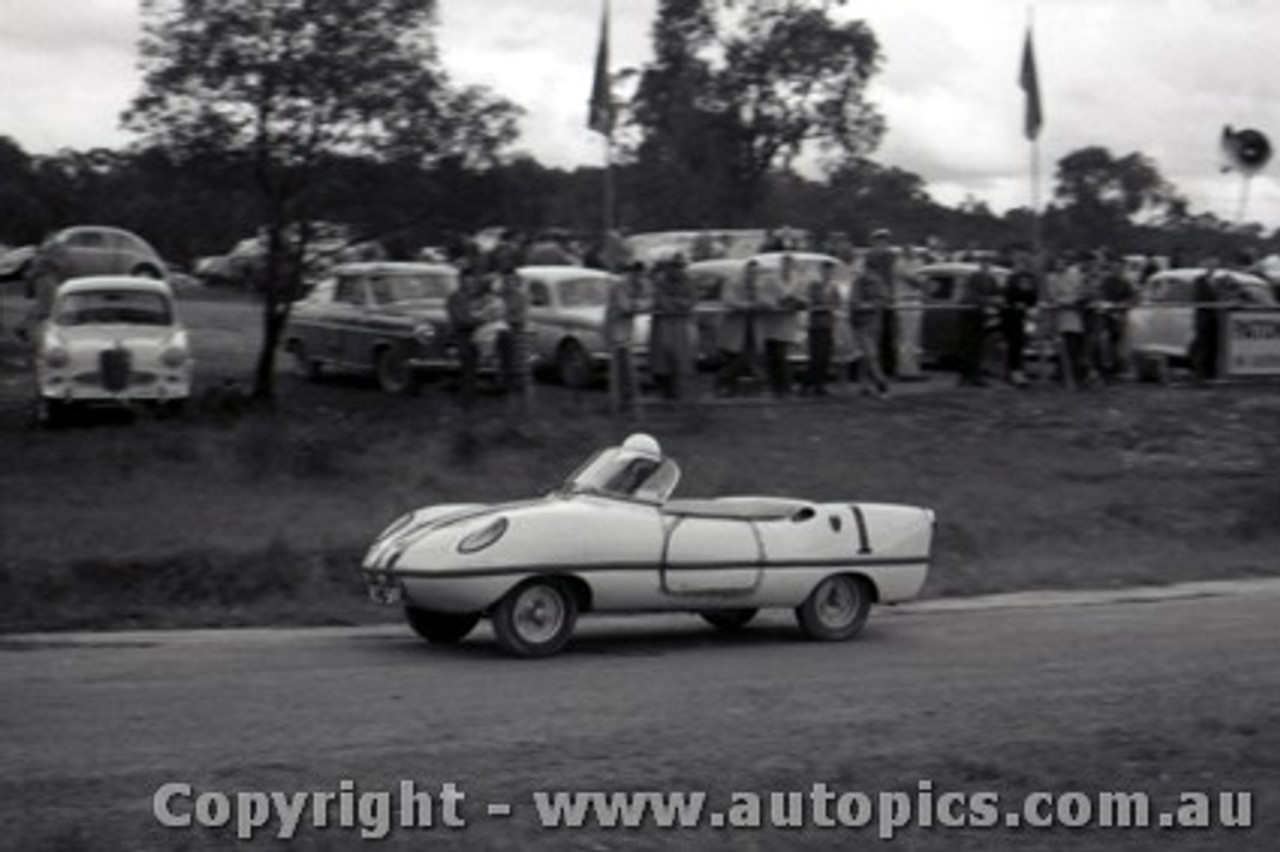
[1,286,1278,632]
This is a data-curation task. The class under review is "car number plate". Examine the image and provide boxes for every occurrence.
[367,584,402,605]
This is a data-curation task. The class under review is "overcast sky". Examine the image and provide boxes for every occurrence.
[1,0,1277,228]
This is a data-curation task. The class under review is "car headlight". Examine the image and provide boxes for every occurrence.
[161,345,189,368]
[44,346,69,369]
[457,517,508,554]
[412,323,436,345]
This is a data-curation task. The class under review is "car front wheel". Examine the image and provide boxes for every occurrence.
[375,347,417,395]
[699,608,758,631]
[404,606,481,644]
[289,341,323,381]
[795,575,872,641]
[557,339,592,389]
[492,579,578,657]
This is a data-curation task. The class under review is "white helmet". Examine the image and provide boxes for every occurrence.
[621,433,662,457]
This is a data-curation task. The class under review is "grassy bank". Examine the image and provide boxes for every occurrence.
[1,378,1278,633]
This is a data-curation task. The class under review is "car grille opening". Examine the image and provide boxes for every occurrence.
[100,348,133,392]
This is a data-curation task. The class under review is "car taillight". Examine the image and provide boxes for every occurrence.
[161,345,188,368]
[44,347,69,369]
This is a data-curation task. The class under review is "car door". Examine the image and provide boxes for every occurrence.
[524,278,556,364]
[1156,278,1193,358]
[65,230,115,276]
[661,516,763,594]
[330,274,371,367]
[921,272,959,363]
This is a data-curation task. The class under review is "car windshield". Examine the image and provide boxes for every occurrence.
[558,277,611,308]
[370,272,455,304]
[561,447,681,504]
[55,290,172,326]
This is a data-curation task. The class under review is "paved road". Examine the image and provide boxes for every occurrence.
[3,581,1278,851]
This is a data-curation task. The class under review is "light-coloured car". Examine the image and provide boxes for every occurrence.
[30,276,192,426]
[282,262,459,394]
[28,227,167,312]
[519,265,648,388]
[362,433,935,657]
[686,252,856,367]
[1127,268,1277,378]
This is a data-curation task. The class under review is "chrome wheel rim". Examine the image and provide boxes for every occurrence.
[815,577,859,629]
[513,586,565,645]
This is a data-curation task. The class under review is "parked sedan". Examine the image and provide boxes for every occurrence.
[29,276,192,426]
[912,262,1011,367]
[282,261,458,394]
[28,226,167,309]
[363,433,935,657]
[685,252,855,368]
[520,265,648,388]
[1127,268,1277,378]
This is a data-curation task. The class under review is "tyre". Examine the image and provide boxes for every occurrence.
[492,579,578,658]
[289,341,323,381]
[980,332,1008,382]
[404,606,481,644]
[557,339,592,389]
[795,575,872,641]
[35,398,72,429]
[699,608,758,631]
[375,346,417,395]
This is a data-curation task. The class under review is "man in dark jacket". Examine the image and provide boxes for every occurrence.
[1002,254,1039,387]
[958,259,1001,386]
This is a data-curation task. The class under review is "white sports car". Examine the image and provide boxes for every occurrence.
[362,435,935,656]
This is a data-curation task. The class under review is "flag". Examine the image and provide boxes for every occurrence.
[1019,26,1043,140]
[588,1,614,137]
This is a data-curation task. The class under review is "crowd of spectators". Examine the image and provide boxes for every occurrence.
[433,225,1278,409]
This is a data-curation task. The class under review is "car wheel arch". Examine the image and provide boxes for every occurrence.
[484,573,593,617]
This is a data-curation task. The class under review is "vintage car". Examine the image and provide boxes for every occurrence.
[28,275,193,426]
[362,434,935,657]
[685,252,856,370]
[27,226,168,307]
[1127,268,1277,379]
[520,265,648,388]
[282,261,459,394]
[911,262,1012,368]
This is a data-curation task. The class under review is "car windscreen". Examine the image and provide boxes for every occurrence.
[557,277,611,308]
[564,448,681,504]
[370,272,455,304]
[55,290,172,326]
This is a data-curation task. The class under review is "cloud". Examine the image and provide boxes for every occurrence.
[0,0,1277,227]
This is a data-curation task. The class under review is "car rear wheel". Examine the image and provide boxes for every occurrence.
[34,398,72,429]
[289,341,323,381]
[375,347,417,395]
[795,575,872,641]
[699,608,758,631]
[404,606,481,644]
[492,579,578,658]
[557,339,592,389]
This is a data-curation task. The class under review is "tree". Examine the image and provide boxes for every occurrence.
[125,0,520,400]
[630,0,883,225]
[1051,146,1181,250]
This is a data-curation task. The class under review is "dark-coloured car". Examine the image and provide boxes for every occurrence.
[282,261,459,394]
[912,262,1011,368]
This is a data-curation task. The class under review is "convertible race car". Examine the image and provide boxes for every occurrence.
[362,435,935,657]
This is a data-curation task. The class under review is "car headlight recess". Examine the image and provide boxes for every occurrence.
[457,517,508,554]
